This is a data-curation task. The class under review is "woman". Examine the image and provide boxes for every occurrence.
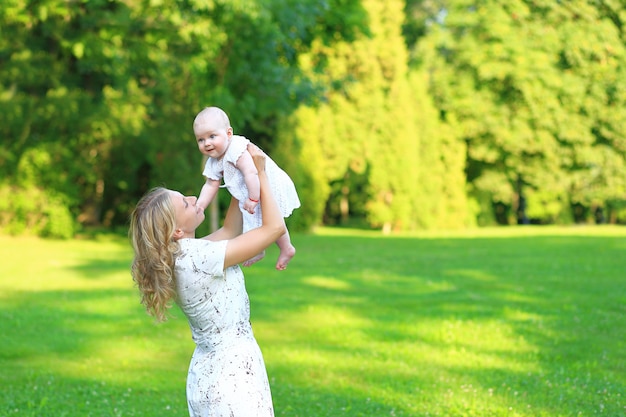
[129,144,285,416]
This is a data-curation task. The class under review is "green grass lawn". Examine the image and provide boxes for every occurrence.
[1,226,625,417]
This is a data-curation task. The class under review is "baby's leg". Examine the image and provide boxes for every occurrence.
[243,250,265,267]
[275,229,296,271]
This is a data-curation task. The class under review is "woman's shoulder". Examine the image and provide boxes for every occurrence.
[176,238,228,276]
[179,237,226,248]
[177,238,228,258]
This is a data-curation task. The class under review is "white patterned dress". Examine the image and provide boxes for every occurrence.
[174,238,274,417]
[203,135,300,233]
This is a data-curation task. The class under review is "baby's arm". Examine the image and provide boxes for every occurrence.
[237,150,260,214]
[197,178,220,212]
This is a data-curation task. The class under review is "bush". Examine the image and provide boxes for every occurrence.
[0,184,75,239]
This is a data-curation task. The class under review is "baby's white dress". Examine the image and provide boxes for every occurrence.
[174,238,274,417]
[203,135,300,233]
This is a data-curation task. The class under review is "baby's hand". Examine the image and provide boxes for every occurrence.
[243,198,259,214]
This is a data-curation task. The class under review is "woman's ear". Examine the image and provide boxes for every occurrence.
[172,228,184,241]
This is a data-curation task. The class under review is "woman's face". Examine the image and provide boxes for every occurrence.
[169,190,205,238]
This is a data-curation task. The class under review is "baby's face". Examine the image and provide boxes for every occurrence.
[194,117,232,159]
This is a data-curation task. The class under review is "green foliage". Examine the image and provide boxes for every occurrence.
[273,108,329,231]
[0,184,75,239]
[280,0,470,232]
[413,0,626,225]
[1,0,626,235]
[0,0,372,235]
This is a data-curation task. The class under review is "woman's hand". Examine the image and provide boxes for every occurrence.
[247,143,266,173]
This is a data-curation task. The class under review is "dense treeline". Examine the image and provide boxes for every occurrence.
[1,0,625,238]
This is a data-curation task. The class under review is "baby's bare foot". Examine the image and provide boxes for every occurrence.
[276,245,296,271]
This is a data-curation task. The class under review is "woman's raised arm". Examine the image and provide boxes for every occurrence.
[222,144,286,269]
[203,196,243,242]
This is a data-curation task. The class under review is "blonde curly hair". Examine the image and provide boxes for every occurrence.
[129,187,180,322]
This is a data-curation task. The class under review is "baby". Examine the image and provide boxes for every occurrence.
[194,106,300,270]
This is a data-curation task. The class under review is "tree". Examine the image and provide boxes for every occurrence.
[274,0,470,231]
[411,0,626,224]
[0,0,369,235]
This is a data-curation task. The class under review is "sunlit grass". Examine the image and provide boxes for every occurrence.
[1,226,625,416]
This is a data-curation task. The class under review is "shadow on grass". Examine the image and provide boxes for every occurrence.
[1,245,396,416]
[247,233,626,416]
[1,233,625,416]
[0,284,198,416]
[0,227,196,417]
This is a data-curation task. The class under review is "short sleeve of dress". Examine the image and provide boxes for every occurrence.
[202,158,223,182]
[224,135,250,166]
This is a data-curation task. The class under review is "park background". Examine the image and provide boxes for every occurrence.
[1,1,626,417]
[2,0,626,238]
